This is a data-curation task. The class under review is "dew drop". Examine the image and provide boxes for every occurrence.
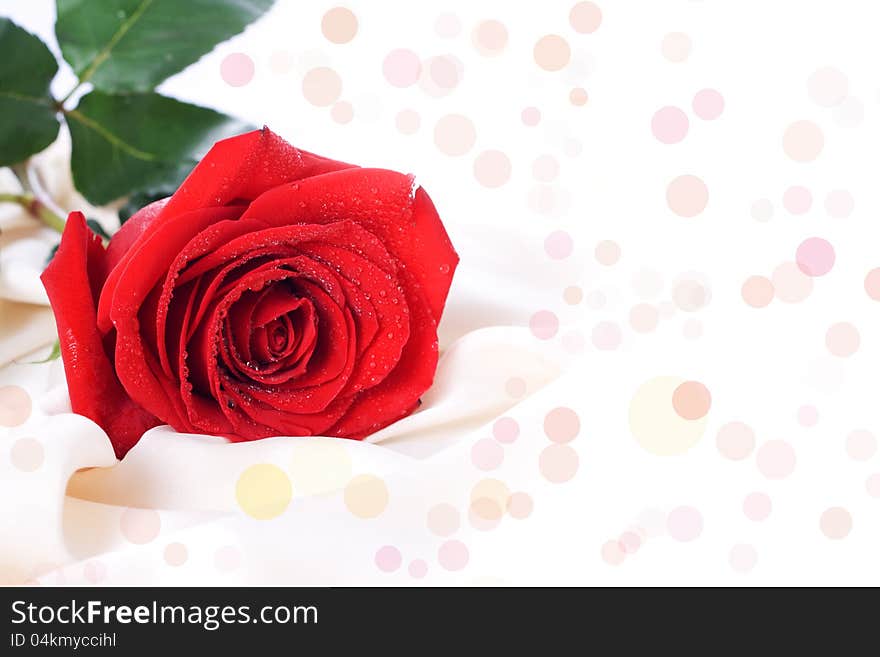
[439,263,450,275]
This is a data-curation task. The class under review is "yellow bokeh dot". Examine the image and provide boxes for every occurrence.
[290,442,353,496]
[470,478,510,520]
[344,474,388,518]
[235,464,292,520]
[629,376,708,455]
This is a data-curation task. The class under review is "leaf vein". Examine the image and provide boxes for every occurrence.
[66,108,157,162]
[77,0,155,85]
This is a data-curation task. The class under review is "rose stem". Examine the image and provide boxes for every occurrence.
[0,192,66,233]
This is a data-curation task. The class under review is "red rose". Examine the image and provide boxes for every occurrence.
[42,128,458,458]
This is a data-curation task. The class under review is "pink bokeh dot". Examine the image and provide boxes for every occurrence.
[83,561,106,584]
[471,438,504,471]
[692,89,725,120]
[592,321,622,351]
[521,107,541,126]
[507,492,533,519]
[543,407,580,443]
[846,430,876,461]
[438,540,469,571]
[435,13,461,38]
[619,531,641,554]
[783,186,812,214]
[716,421,756,460]
[164,542,188,567]
[539,444,579,483]
[796,237,835,276]
[826,322,860,357]
[741,275,774,308]
[666,175,708,217]
[743,492,772,521]
[866,473,880,498]
[428,56,460,88]
[120,508,160,544]
[682,319,703,340]
[473,150,512,188]
[820,507,852,539]
[570,2,603,33]
[797,404,819,427]
[427,503,460,537]
[375,545,403,572]
[756,440,796,479]
[330,101,354,124]
[220,53,255,87]
[408,559,428,578]
[544,230,574,259]
[729,544,758,573]
[601,540,625,566]
[772,261,813,303]
[492,417,520,444]
[530,310,559,340]
[864,268,880,301]
[472,19,508,55]
[651,106,689,144]
[666,506,703,542]
[382,49,421,87]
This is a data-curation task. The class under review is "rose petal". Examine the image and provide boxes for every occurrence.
[98,205,245,333]
[241,168,458,320]
[103,197,169,279]
[301,241,409,394]
[328,267,438,437]
[41,212,160,457]
[161,127,354,220]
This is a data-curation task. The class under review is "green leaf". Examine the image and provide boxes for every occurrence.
[0,18,60,166]
[118,188,172,224]
[86,218,112,241]
[46,242,60,265]
[55,0,273,93]
[26,340,61,364]
[67,90,251,204]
